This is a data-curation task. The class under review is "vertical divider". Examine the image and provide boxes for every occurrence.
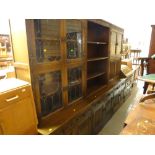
[61,20,68,107]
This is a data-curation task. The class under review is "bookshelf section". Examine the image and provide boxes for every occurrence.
[87,21,109,94]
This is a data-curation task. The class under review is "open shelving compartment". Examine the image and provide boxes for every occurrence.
[87,21,109,94]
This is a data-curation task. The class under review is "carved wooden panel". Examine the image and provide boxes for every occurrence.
[92,100,105,134]
[76,110,92,135]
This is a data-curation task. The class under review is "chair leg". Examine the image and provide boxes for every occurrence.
[143,82,149,94]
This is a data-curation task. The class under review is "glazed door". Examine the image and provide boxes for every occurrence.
[64,20,86,104]
[27,19,86,116]
[38,70,63,116]
[26,19,66,117]
[33,19,62,63]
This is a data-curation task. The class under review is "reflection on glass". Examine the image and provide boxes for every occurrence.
[68,67,82,103]
[66,20,82,59]
[39,71,63,116]
[34,19,60,39]
[36,40,60,62]
[68,84,82,103]
[34,19,61,63]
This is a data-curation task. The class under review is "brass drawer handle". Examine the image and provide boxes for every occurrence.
[6,95,19,102]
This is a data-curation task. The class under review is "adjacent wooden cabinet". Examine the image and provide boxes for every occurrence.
[9,19,126,134]
[109,27,123,81]
[87,21,109,94]
[0,78,38,134]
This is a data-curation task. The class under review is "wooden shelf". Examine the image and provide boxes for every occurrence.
[87,57,108,62]
[87,84,106,95]
[87,41,107,45]
[87,72,105,80]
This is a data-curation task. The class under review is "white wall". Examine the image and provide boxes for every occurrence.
[98,0,155,57]
[0,19,10,34]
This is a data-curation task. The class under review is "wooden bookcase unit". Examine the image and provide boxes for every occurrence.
[9,19,130,135]
[87,21,109,94]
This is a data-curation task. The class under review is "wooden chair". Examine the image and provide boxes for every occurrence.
[130,49,141,65]
[138,57,155,94]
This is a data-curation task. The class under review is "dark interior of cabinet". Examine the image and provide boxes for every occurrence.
[87,60,107,78]
[87,44,108,59]
[87,21,109,95]
[87,75,107,94]
[87,21,109,42]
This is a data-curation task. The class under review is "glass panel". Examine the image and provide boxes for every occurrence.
[38,71,63,116]
[34,19,61,63]
[68,67,82,103]
[66,20,82,59]
[34,19,60,39]
[36,40,61,62]
[68,84,82,103]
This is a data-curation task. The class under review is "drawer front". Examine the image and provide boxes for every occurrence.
[0,86,31,108]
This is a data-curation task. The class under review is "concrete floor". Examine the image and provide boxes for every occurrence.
[99,80,144,135]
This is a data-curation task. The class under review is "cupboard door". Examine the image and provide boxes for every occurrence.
[67,66,82,103]
[34,19,61,63]
[110,31,117,55]
[65,20,82,59]
[92,101,105,134]
[38,71,63,116]
[109,60,116,79]
[104,91,113,122]
[76,110,92,135]
[116,33,123,54]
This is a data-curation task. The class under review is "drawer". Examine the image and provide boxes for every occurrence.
[0,85,31,108]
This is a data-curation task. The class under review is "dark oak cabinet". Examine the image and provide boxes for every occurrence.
[9,19,131,135]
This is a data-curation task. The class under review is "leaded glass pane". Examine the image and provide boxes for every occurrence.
[34,19,60,39]
[68,67,82,103]
[34,19,61,63]
[38,71,63,116]
[66,20,82,59]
